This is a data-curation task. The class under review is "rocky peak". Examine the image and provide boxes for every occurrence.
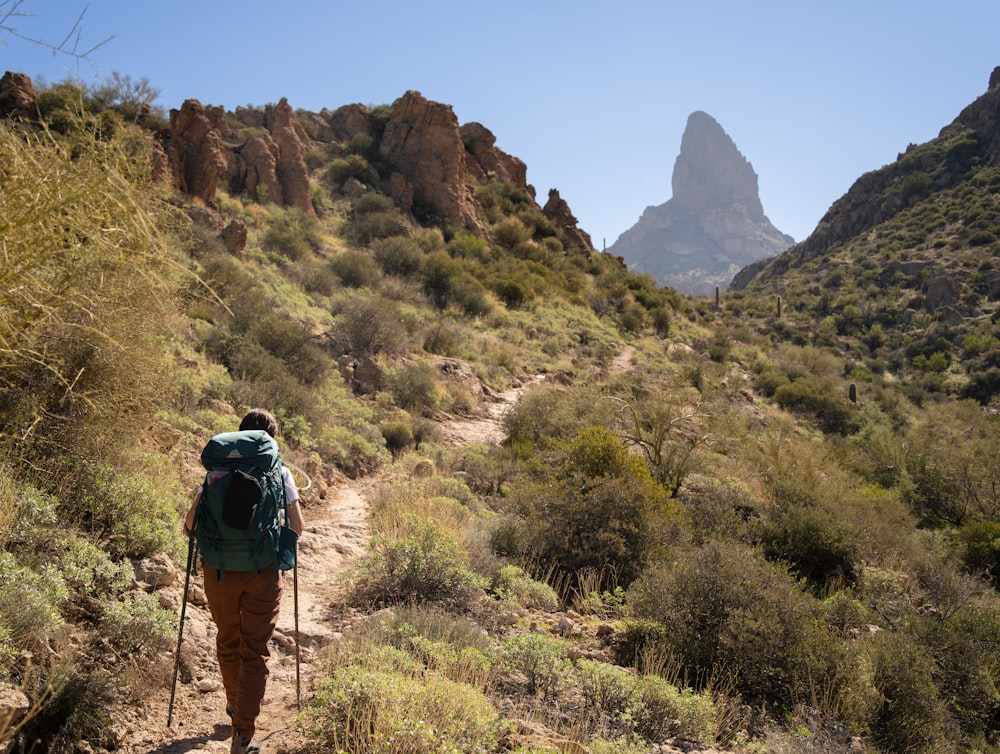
[672,111,763,218]
[608,111,792,295]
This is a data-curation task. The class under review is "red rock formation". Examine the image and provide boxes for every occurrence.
[461,122,530,194]
[270,98,314,215]
[223,99,314,215]
[542,189,594,255]
[166,99,228,208]
[0,71,38,121]
[378,91,485,235]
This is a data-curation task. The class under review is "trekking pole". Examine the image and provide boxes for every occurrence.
[168,529,196,727]
[294,562,301,709]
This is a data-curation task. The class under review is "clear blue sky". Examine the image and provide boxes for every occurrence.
[4,0,998,246]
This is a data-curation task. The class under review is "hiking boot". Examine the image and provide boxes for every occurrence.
[231,735,261,754]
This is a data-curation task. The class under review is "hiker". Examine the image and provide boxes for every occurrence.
[183,408,304,754]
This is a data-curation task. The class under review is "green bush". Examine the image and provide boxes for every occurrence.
[955,521,1000,587]
[343,194,409,245]
[304,665,507,754]
[349,514,486,608]
[490,564,559,611]
[866,630,955,753]
[380,419,414,456]
[634,673,717,744]
[372,236,425,278]
[499,633,569,697]
[756,501,859,591]
[64,463,182,559]
[576,659,642,737]
[328,250,381,288]
[774,377,860,434]
[0,551,67,658]
[99,592,174,655]
[261,207,320,261]
[510,427,672,587]
[388,362,444,415]
[628,541,846,711]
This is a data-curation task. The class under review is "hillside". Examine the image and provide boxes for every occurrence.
[730,66,1000,405]
[1,67,999,754]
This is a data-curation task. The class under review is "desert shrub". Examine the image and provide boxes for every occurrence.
[380,419,414,456]
[348,514,486,608]
[633,673,717,744]
[756,501,860,591]
[628,541,845,711]
[387,362,444,415]
[866,630,955,753]
[0,551,67,659]
[490,564,559,611]
[490,275,535,309]
[460,442,515,495]
[420,252,493,316]
[19,668,118,752]
[774,377,859,434]
[304,664,507,754]
[99,591,174,655]
[955,521,1000,587]
[62,462,182,559]
[261,207,320,261]
[250,313,331,386]
[499,633,570,697]
[324,154,375,187]
[0,122,181,464]
[332,294,407,358]
[342,194,409,245]
[328,250,381,288]
[576,659,643,737]
[511,428,671,587]
[315,421,391,478]
[372,236,425,278]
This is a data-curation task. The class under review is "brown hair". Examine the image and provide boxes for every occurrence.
[239,408,279,438]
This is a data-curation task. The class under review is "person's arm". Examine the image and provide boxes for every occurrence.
[287,498,304,535]
[282,465,304,534]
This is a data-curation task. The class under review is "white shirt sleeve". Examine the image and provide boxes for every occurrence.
[281,465,300,503]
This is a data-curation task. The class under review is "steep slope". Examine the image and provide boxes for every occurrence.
[609,111,793,295]
[730,66,1000,403]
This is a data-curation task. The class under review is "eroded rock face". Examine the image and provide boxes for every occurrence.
[543,189,594,255]
[461,121,530,191]
[224,98,314,215]
[609,111,793,295]
[167,99,228,208]
[0,71,38,121]
[378,90,486,235]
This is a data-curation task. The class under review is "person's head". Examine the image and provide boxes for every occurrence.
[239,408,279,438]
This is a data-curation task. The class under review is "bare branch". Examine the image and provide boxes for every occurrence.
[0,1,115,61]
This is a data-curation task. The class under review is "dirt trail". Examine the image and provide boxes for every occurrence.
[122,381,530,754]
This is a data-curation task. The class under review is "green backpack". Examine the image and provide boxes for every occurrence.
[195,429,296,578]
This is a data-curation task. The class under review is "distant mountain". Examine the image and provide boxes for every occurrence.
[608,111,793,296]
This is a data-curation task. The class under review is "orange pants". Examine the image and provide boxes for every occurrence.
[202,563,282,739]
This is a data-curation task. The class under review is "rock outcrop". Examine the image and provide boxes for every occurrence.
[378,90,486,235]
[608,111,793,295]
[2,73,596,258]
[543,189,594,255]
[166,100,228,208]
[0,71,38,121]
